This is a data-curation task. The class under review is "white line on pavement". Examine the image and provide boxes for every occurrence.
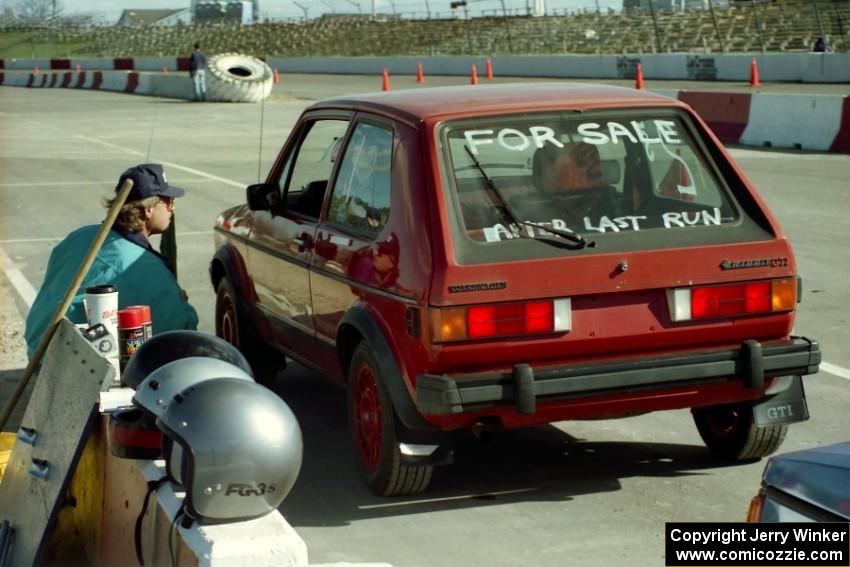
[821,362,850,381]
[357,487,540,510]
[77,135,246,189]
[0,246,37,306]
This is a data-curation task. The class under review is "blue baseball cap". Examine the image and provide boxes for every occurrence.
[117,164,185,202]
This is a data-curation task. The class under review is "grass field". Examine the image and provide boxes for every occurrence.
[0,32,88,59]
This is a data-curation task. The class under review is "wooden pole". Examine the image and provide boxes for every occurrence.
[0,179,134,432]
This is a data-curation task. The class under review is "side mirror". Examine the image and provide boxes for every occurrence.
[246,183,280,212]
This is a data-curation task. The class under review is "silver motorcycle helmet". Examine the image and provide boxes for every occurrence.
[156,378,303,524]
[133,357,256,484]
[133,357,254,419]
[122,330,252,390]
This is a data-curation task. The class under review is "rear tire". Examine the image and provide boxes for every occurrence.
[692,403,788,461]
[347,342,433,496]
[215,277,282,386]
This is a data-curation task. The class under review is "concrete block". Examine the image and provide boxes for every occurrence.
[643,54,688,80]
[139,461,310,567]
[801,53,850,83]
[741,93,845,151]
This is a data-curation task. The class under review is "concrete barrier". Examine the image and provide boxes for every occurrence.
[3,53,848,82]
[101,453,310,567]
[678,91,752,144]
[1,66,847,153]
[741,93,845,151]
[264,53,850,83]
[0,69,195,100]
[830,98,850,153]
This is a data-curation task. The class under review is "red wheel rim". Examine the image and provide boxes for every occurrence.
[218,292,238,347]
[354,363,382,472]
[704,407,741,438]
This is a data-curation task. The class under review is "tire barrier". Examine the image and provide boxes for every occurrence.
[206,52,273,103]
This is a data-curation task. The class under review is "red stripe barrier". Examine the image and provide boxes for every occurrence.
[0,72,4,85]
[678,91,752,144]
[26,73,34,87]
[92,71,102,89]
[829,97,850,153]
[39,74,48,87]
[50,58,71,70]
[49,73,58,87]
[113,58,134,70]
[61,72,72,87]
[75,71,86,88]
[124,72,139,93]
[176,57,190,71]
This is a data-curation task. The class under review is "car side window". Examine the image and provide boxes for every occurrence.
[280,119,350,219]
[326,122,393,237]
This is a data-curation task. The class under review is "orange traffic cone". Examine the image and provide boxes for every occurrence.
[382,67,391,91]
[273,68,280,84]
[75,63,81,73]
[416,62,424,84]
[749,58,761,88]
[635,63,645,90]
[162,66,168,75]
[485,58,494,80]
[470,64,478,85]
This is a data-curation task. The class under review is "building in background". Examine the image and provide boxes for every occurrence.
[116,8,190,26]
[193,1,255,24]
[532,0,546,17]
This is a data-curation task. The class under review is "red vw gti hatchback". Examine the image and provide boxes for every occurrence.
[212,83,820,495]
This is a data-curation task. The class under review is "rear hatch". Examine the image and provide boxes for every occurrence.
[426,106,797,372]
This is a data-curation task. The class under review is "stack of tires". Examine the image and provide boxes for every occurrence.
[206,52,273,103]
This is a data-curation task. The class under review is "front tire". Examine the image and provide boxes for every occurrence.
[347,343,432,496]
[692,403,788,461]
[215,278,282,386]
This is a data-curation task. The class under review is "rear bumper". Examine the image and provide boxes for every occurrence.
[415,337,820,416]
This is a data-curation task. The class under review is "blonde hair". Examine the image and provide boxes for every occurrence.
[102,195,159,232]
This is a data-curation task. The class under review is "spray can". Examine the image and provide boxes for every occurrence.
[127,305,153,341]
[118,307,147,372]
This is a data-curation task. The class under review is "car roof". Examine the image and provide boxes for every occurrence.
[308,83,683,126]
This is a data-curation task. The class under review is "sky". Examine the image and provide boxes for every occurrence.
[6,0,621,24]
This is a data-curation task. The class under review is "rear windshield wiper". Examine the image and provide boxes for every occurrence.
[463,145,595,250]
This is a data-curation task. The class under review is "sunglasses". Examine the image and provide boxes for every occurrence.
[158,196,175,209]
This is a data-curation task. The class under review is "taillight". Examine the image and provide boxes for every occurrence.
[668,278,796,322]
[431,299,570,342]
[746,490,765,522]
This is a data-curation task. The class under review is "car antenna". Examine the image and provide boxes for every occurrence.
[145,102,159,161]
[257,89,266,183]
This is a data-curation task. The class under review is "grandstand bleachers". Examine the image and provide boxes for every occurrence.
[0,0,845,58]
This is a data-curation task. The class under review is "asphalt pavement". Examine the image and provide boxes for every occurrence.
[0,79,848,567]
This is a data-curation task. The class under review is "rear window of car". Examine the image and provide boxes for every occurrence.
[437,108,773,263]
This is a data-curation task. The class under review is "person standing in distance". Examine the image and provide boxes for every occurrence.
[189,41,207,101]
[24,164,199,358]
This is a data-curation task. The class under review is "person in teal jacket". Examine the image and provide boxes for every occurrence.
[25,163,199,358]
